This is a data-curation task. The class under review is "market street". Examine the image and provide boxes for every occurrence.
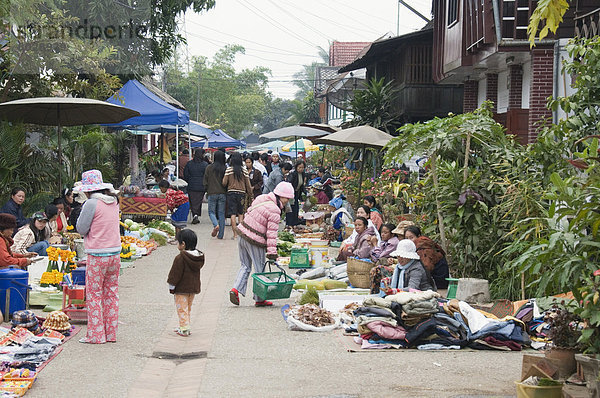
[24,213,524,398]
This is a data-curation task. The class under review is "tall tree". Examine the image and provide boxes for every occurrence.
[292,46,329,100]
[163,45,272,137]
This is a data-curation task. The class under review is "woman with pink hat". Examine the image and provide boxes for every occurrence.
[229,181,295,307]
[75,170,121,344]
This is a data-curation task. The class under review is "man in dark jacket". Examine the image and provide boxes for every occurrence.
[183,149,208,224]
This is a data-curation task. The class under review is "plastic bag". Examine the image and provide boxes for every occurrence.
[286,314,340,332]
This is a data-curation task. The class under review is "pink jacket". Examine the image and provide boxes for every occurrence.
[76,194,121,255]
[237,193,281,255]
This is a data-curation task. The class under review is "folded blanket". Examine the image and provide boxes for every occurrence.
[385,290,440,305]
[402,297,440,316]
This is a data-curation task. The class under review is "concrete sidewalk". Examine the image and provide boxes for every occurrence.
[27,214,526,397]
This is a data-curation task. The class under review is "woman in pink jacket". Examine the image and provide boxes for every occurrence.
[76,170,121,344]
[229,181,294,307]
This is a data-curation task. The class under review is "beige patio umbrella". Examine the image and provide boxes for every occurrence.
[314,125,393,206]
[0,97,141,192]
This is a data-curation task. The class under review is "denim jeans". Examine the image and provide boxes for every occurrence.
[207,194,226,239]
[27,240,49,256]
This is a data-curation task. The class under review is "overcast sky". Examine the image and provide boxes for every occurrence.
[183,0,431,100]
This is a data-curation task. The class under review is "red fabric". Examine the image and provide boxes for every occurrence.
[0,236,27,268]
[56,216,63,232]
[165,189,189,209]
[370,212,383,230]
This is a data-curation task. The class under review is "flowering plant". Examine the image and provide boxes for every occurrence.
[40,270,64,287]
[120,243,132,260]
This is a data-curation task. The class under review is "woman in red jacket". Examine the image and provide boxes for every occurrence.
[0,214,35,269]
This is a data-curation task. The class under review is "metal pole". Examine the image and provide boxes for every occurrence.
[176,125,179,178]
[357,145,365,208]
[398,0,430,23]
[397,0,400,36]
[57,123,62,195]
[188,123,192,159]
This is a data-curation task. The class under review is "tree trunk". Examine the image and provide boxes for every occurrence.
[463,131,471,184]
[430,152,449,254]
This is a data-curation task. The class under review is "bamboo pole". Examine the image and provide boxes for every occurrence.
[463,131,471,184]
[430,152,449,254]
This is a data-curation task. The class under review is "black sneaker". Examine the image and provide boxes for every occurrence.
[191,215,199,224]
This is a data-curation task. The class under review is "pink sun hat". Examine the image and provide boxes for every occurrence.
[80,170,115,192]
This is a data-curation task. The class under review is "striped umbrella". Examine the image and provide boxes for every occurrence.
[281,138,321,153]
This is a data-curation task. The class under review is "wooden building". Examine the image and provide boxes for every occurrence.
[432,0,598,144]
[338,27,464,126]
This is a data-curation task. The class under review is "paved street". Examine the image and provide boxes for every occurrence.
[27,213,525,397]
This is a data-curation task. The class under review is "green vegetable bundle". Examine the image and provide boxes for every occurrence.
[278,230,295,243]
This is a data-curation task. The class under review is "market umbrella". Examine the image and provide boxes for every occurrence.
[261,125,330,139]
[0,97,141,192]
[299,123,340,133]
[314,125,394,206]
[281,138,321,153]
[299,123,339,166]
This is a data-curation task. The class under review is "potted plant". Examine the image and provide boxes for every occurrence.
[574,269,600,397]
[544,304,582,378]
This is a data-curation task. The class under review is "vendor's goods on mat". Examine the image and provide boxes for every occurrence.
[41,311,71,333]
[286,304,339,332]
[293,279,347,290]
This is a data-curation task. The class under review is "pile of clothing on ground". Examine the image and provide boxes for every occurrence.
[505,295,578,350]
[349,290,530,350]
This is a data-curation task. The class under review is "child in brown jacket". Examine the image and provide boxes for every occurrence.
[167,229,205,336]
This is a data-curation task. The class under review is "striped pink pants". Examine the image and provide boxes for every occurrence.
[85,254,120,344]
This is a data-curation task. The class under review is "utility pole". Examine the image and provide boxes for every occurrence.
[196,73,200,121]
[397,0,431,36]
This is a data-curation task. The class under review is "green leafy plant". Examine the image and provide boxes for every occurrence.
[348,77,398,134]
[576,270,600,355]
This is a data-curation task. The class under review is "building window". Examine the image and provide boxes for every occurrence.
[447,0,458,26]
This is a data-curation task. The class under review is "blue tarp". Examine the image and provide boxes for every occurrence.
[126,121,212,138]
[191,128,245,148]
[104,80,189,126]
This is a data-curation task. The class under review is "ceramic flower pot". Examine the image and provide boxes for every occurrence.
[575,354,600,398]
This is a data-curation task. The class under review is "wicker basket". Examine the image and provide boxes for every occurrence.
[347,257,375,289]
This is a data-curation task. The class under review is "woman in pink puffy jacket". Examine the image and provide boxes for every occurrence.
[229,181,294,307]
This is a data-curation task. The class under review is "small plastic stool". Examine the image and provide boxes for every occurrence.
[446,278,459,299]
[62,285,87,321]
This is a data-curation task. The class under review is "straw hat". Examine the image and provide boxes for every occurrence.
[390,239,421,260]
[392,220,415,236]
[42,311,71,332]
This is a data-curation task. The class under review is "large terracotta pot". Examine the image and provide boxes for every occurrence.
[575,354,600,398]
[545,347,578,378]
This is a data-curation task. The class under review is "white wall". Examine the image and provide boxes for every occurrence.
[497,70,509,113]
[521,60,531,110]
[554,38,577,122]
[477,77,487,107]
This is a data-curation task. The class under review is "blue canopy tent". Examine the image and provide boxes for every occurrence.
[103,79,190,176]
[191,128,245,149]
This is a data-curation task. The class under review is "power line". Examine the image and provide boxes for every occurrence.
[266,0,333,42]
[185,18,322,58]
[235,0,321,49]
[184,29,322,59]
[184,29,312,66]
[279,0,383,37]
[327,0,394,25]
